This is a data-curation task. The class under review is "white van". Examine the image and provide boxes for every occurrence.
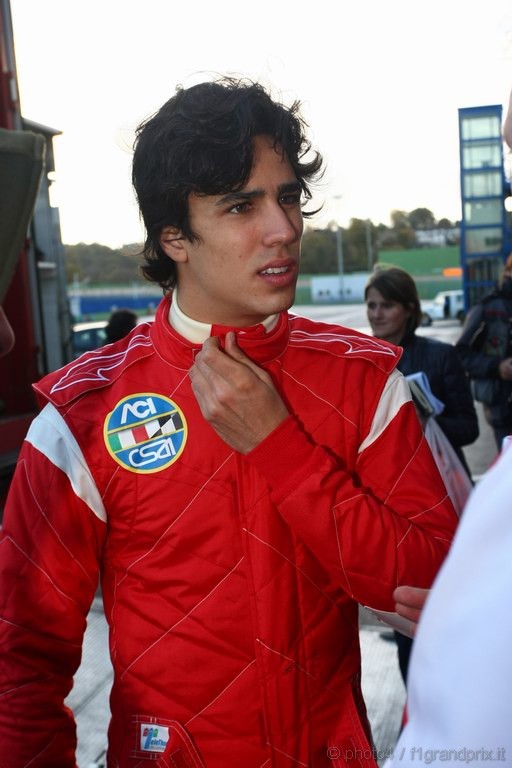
[420,290,465,326]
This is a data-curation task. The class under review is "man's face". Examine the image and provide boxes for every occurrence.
[161,135,304,327]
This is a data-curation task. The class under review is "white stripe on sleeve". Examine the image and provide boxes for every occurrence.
[25,403,107,522]
[357,368,412,454]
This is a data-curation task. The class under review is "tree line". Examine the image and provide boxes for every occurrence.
[64,207,458,286]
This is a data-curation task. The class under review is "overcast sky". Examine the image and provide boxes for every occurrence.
[9,0,512,247]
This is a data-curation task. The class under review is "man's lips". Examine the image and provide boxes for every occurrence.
[258,260,297,276]
[259,266,289,275]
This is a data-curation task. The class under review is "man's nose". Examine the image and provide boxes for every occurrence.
[262,205,301,247]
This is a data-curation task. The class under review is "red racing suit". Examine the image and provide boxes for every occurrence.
[0,295,457,767]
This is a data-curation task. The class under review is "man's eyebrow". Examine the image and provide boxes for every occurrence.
[278,181,302,195]
[215,181,302,206]
[215,190,263,206]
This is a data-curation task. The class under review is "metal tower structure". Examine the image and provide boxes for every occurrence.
[458,104,512,308]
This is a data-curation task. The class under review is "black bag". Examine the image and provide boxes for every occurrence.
[467,316,502,406]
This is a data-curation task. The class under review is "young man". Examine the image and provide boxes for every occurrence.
[0,77,457,768]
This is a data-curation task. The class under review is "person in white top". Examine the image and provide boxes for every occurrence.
[504,88,512,150]
[386,93,512,767]
[387,439,512,766]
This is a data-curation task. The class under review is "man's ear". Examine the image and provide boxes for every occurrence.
[160,226,188,263]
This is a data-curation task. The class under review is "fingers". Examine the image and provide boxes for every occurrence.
[222,332,268,380]
[191,336,237,394]
[223,331,242,357]
[398,619,418,638]
[393,586,430,609]
[189,333,262,423]
[395,604,422,627]
[194,333,269,386]
[393,586,429,629]
[499,358,512,381]
[188,332,288,453]
[195,334,239,378]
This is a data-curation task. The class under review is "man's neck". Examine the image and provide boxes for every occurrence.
[169,289,278,343]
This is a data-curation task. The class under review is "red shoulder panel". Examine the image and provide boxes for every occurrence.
[34,327,154,408]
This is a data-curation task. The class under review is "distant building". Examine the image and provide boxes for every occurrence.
[415,227,460,247]
[311,273,371,302]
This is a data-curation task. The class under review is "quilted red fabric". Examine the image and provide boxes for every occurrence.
[0,296,457,766]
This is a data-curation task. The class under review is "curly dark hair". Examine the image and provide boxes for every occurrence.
[132,76,324,291]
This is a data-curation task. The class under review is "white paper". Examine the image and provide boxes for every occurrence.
[405,371,445,417]
[363,606,416,639]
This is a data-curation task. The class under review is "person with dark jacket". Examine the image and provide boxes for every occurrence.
[365,266,479,685]
[104,307,138,344]
[366,268,479,477]
[456,252,512,451]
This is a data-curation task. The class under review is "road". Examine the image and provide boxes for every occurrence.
[291,302,372,332]
[292,301,459,343]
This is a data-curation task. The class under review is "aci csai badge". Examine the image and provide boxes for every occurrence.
[104,392,187,473]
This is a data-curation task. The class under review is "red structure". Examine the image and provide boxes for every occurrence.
[0,0,71,511]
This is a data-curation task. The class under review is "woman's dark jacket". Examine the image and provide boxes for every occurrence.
[398,331,479,474]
